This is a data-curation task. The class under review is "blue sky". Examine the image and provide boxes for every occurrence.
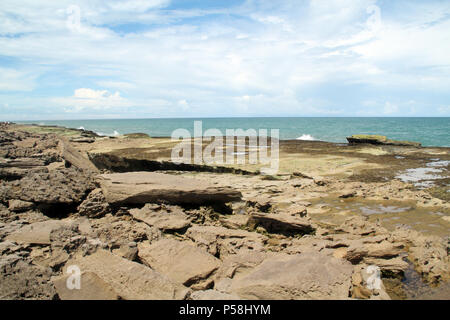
[0,0,449,120]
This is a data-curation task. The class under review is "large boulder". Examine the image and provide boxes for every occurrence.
[227,252,353,300]
[58,250,190,300]
[138,239,221,290]
[97,172,242,206]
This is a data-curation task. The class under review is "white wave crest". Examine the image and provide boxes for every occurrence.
[296,134,315,141]
[94,130,120,137]
[77,126,85,130]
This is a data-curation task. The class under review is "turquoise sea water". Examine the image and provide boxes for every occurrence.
[17,117,450,147]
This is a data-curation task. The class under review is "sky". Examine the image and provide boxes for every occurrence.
[0,0,450,120]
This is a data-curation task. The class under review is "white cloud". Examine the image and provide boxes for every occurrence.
[0,0,449,118]
[52,88,132,112]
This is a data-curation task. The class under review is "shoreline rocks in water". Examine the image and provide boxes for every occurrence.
[0,122,449,300]
[346,134,422,147]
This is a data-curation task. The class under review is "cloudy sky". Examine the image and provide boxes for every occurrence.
[1,0,450,120]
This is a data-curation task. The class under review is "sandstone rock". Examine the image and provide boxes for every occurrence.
[214,251,267,281]
[365,241,404,259]
[339,190,357,199]
[337,216,380,236]
[52,271,119,300]
[286,204,308,217]
[130,204,191,232]
[346,135,421,147]
[112,241,138,261]
[0,257,57,299]
[91,216,162,247]
[62,250,189,299]
[219,214,249,230]
[6,220,78,245]
[0,158,46,169]
[98,172,242,206]
[58,138,98,172]
[8,199,35,212]
[138,239,220,290]
[247,213,315,235]
[392,227,450,284]
[3,167,96,205]
[185,225,267,258]
[228,252,353,300]
[77,189,111,218]
[363,257,409,277]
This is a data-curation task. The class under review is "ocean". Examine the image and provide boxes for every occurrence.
[17,117,450,147]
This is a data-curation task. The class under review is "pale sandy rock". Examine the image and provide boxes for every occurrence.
[62,249,190,300]
[286,204,308,217]
[130,204,191,232]
[391,227,450,284]
[52,272,119,300]
[185,225,267,258]
[363,257,409,276]
[112,241,138,261]
[219,215,249,229]
[214,251,267,281]
[228,252,353,300]
[6,220,77,245]
[8,199,34,212]
[364,241,405,259]
[98,172,242,205]
[91,216,162,247]
[138,239,220,290]
[337,216,382,236]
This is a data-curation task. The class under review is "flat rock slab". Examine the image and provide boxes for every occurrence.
[98,172,242,205]
[247,213,315,235]
[61,250,189,300]
[52,271,119,300]
[130,204,191,232]
[185,225,267,257]
[6,220,75,245]
[229,252,353,300]
[138,239,220,289]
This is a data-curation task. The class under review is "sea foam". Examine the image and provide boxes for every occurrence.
[296,134,315,141]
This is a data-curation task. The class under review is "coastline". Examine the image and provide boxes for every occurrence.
[12,117,450,147]
[0,122,449,300]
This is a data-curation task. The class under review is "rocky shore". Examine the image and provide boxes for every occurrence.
[0,122,449,300]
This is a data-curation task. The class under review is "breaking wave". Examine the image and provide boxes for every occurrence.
[296,134,315,141]
[94,130,120,137]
